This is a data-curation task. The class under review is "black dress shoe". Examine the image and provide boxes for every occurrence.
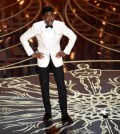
[43,113,52,122]
[61,114,73,124]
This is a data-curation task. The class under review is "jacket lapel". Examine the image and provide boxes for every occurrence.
[40,22,56,49]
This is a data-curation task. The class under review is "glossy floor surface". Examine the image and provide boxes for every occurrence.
[0,64,120,134]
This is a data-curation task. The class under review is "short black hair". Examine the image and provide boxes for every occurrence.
[42,6,54,16]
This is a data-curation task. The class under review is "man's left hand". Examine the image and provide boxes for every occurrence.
[56,51,66,58]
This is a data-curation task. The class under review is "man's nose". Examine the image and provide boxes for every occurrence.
[48,16,54,19]
[48,18,53,21]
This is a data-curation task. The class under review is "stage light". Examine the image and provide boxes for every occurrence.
[25,14,30,18]
[29,39,33,43]
[54,10,58,15]
[96,3,100,7]
[97,52,102,55]
[72,8,76,13]
[2,24,7,29]
[94,0,97,3]
[70,52,75,60]
[63,66,67,72]
[100,28,103,32]
[19,0,24,5]
[112,7,116,12]
[100,40,104,44]
[102,21,106,25]
[99,33,103,38]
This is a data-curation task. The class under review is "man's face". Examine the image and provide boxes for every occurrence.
[43,11,55,26]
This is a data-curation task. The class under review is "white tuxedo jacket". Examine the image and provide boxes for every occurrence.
[20,20,77,67]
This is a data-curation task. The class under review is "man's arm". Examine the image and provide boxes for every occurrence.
[55,23,77,58]
[62,23,77,55]
[20,26,37,56]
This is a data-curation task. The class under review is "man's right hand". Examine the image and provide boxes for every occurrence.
[32,52,44,59]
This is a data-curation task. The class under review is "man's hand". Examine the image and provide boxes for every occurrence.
[32,52,44,59]
[56,51,66,58]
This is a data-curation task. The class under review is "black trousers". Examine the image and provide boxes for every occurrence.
[37,58,67,116]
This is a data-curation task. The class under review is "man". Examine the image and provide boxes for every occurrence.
[20,6,77,124]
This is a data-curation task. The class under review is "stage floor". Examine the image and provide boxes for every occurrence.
[0,64,120,134]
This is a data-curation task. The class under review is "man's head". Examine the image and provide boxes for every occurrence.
[42,6,55,26]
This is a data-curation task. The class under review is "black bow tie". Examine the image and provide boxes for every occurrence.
[45,25,53,28]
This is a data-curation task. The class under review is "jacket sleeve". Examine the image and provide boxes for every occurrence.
[62,23,77,55]
[20,25,37,56]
